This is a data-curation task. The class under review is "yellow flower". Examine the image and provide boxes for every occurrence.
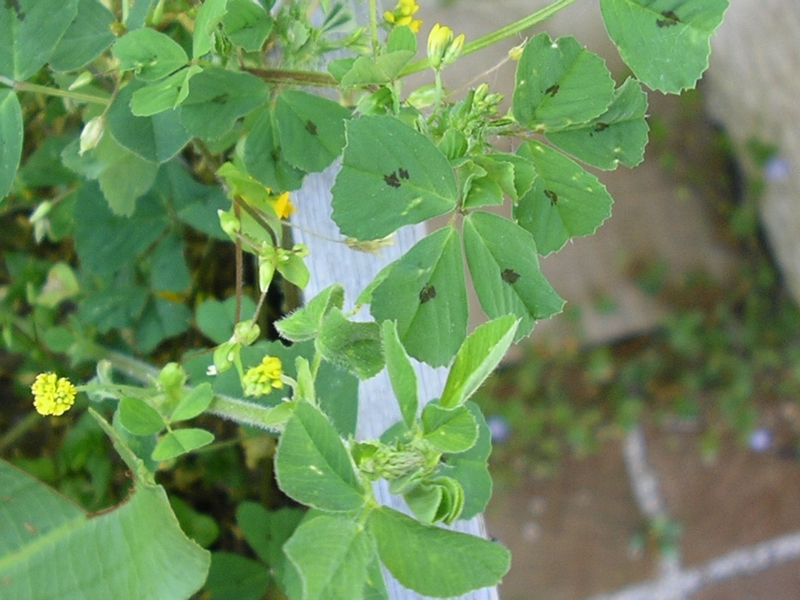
[242,356,284,397]
[272,191,295,219]
[384,0,422,33]
[428,23,464,69]
[31,373,77,416]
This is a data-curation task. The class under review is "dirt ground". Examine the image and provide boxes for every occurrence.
[485,418,800,600]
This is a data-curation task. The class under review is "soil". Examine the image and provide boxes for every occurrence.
[485,420,800,600]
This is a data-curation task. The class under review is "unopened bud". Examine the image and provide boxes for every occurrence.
[79,116,105,155]
[427,23,453,70]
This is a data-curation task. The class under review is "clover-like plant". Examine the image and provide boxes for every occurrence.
[0,0,728,598]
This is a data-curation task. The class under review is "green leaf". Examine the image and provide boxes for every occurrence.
[179,66,269,141]
[492,152,538,200]
[125,0,153,30]
[284,515,373,600]
[32,262,79,308]
[316,307,384,379]
[513,33,615,131]
[546,77,649,169]
[222,0,273,51]
[77,282,149,331]
[381,320,418,428]
[171,383,214,422]
[403,483,443,525]
[461,155,516,209]
[370,227,467,367]
[195,296,257,344]
[152,428,215,461]
[94,136,160,215]
[119,396,165,435]
[339,51,416,86]
[600,0,728,93]
[0,459,209,599]
[0,89,23,201]
[49,0,116,72]
[438,402,493,519]
[193,0,228,58]
[440,315,519,409]
[514,140,613,254]
[136,296,192,353]
[130,65,203,116]
[364,553,390,600]
[106,79,191,164]
[169,495,220,548]
[332,115,458,240]
[113,27,188,81]
[368,506,510,597]
[72,183,168,276]
[0,0,78,80]
[243,105,307,191]
[205,552,271,600]
[150,232,190,293]
[160,160,229,239]
[236,502,305,568]
[387,24,417,53]
[278,251,310,290]
[276,283,345,342]
[275,401,366,512]
[275,90,351,173]
[421,404,478,453]
[463,211,564,339]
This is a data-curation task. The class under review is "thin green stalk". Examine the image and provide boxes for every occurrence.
[399,0,581,77]
[0,411,40,453]
[99,348,285,432]
[0,76,109,105]
[248,67,338,88]
[369,0,380,57]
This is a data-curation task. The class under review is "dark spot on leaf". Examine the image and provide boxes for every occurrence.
[594,122,609,133]
[545,84,560,97]
[384,172,401,188]
[419,283,436,303]
[5,0,25,20]
[501,268,520,284]
[211,94,229,104]
[272,147,282,162]
[657,10,680,27]
[305,120,318,135]
[545,189,558,206]
[398,168,410,180]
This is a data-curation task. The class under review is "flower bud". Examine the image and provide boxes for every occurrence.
[79,116,105,155]
[233,319,260,346]
[441,33,464,67]
[427,24,465,70]
[427,23,452,70]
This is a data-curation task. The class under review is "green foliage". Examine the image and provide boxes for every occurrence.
[599,0,728,93]
[0,89,22,200]
[0,0,729,597]
[0,455,209,600]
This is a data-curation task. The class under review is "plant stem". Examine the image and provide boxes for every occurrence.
[398,0,581,77]
[87,345,285,432]
[369,0,380,57]
[0,76,109,105]
[248,68,338,88]
[0,411,40,453]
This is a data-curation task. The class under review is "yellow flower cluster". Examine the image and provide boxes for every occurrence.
[242,356,284,397]
[384,0,422,33]
[31,373,77,416]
